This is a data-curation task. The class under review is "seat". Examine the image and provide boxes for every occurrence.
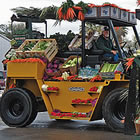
[88,40,104,55]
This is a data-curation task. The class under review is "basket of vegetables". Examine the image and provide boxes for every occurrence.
[45,57,64,78]
[32,39,58,62]
[16,39,39,58]
[99,62,124,79]
[59,56,82,75]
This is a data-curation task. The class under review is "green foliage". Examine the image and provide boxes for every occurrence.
[102,2,111,5]
[11,7,42,18]
[61,0,74,14]
[76,1,89,14]
[79,22,103,36]
[0,24,12,39]
[40,5,58,19]
[49,30,75,51]
[23,42,36,51]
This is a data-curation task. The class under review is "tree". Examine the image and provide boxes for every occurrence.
[79,22,103,36]
[114,27,128,43]
[0,24,12,39]
[49,30,75,51]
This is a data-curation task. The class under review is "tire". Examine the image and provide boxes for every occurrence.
[102,88,128,132]
[0,88,37,127]
[22,88,37,126]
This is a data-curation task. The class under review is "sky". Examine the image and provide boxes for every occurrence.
[0,0,139,38]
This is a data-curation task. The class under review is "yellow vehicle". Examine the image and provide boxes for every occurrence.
[0,4,139,133]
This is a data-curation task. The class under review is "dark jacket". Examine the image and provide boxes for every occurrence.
[96,35,114,53]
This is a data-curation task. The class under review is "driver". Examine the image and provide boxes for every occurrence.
[96,26,119,61]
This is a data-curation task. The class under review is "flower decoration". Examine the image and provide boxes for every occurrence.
[90,75,102,82]
[89,86,98,92]
[42,84,59,93]
[9,58,46,66]
[51,111,88,118]
[114,71,122,74]
[47,86,59,92]
[72,98,97,106]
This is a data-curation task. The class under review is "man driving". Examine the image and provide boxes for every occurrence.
[96,26,119,61]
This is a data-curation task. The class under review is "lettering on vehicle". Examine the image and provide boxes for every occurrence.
[69,87,85,92]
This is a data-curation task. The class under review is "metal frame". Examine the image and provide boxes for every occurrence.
[81,17,140,67]
[11,14,47,39]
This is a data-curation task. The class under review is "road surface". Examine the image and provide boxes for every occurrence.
[0,112,139,140]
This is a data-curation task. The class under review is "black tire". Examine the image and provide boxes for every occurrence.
[22,88,37,126]
[0,88,37,127]
[102,88,128,132]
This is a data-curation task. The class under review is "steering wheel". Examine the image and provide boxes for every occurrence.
[119,42,129,58]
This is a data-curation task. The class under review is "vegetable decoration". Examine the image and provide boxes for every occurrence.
[51,111,88,118]
[90,75,102,82]
[72,98,97,106]
[125,55,140,71]
[9,58,46,66]
[137,0,140,6]
[125,58,134,71]
[57,0,89,21]
[9,84,16,89]
[23,42,36,51]
[58,0,76,20]
[114,71,122,74]
[75,1,89,20]
[89,86,98,92]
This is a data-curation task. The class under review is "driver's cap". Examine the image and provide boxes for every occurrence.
[102,26,109,31]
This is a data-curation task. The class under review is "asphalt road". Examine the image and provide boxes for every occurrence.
[0,112,139,140]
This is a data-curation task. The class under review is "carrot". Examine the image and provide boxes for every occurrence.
[66,8,76,20]
[66,8,71,20]
[58,7,63,20]
[125,57,134,71]
[9,83,16,89]
[56,77,64,81]
[78,11,85,21]
[73,6,82,10]
[88,4,96,8]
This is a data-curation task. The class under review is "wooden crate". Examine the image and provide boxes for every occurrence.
[16,51,26,58]
[129,12,136,24]
[17,39,39,51]
[32,39,58,62]
[16,39,39,58]
[120,10,129,22]
[85,7,98,18]
[99,6,120,19]
[59,56,81,75]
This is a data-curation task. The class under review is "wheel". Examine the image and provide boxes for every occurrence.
[0,88,37,127]
[22,88,38,126]
[102,88,128,132]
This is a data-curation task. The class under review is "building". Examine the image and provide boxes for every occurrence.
[0,34,11,71]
